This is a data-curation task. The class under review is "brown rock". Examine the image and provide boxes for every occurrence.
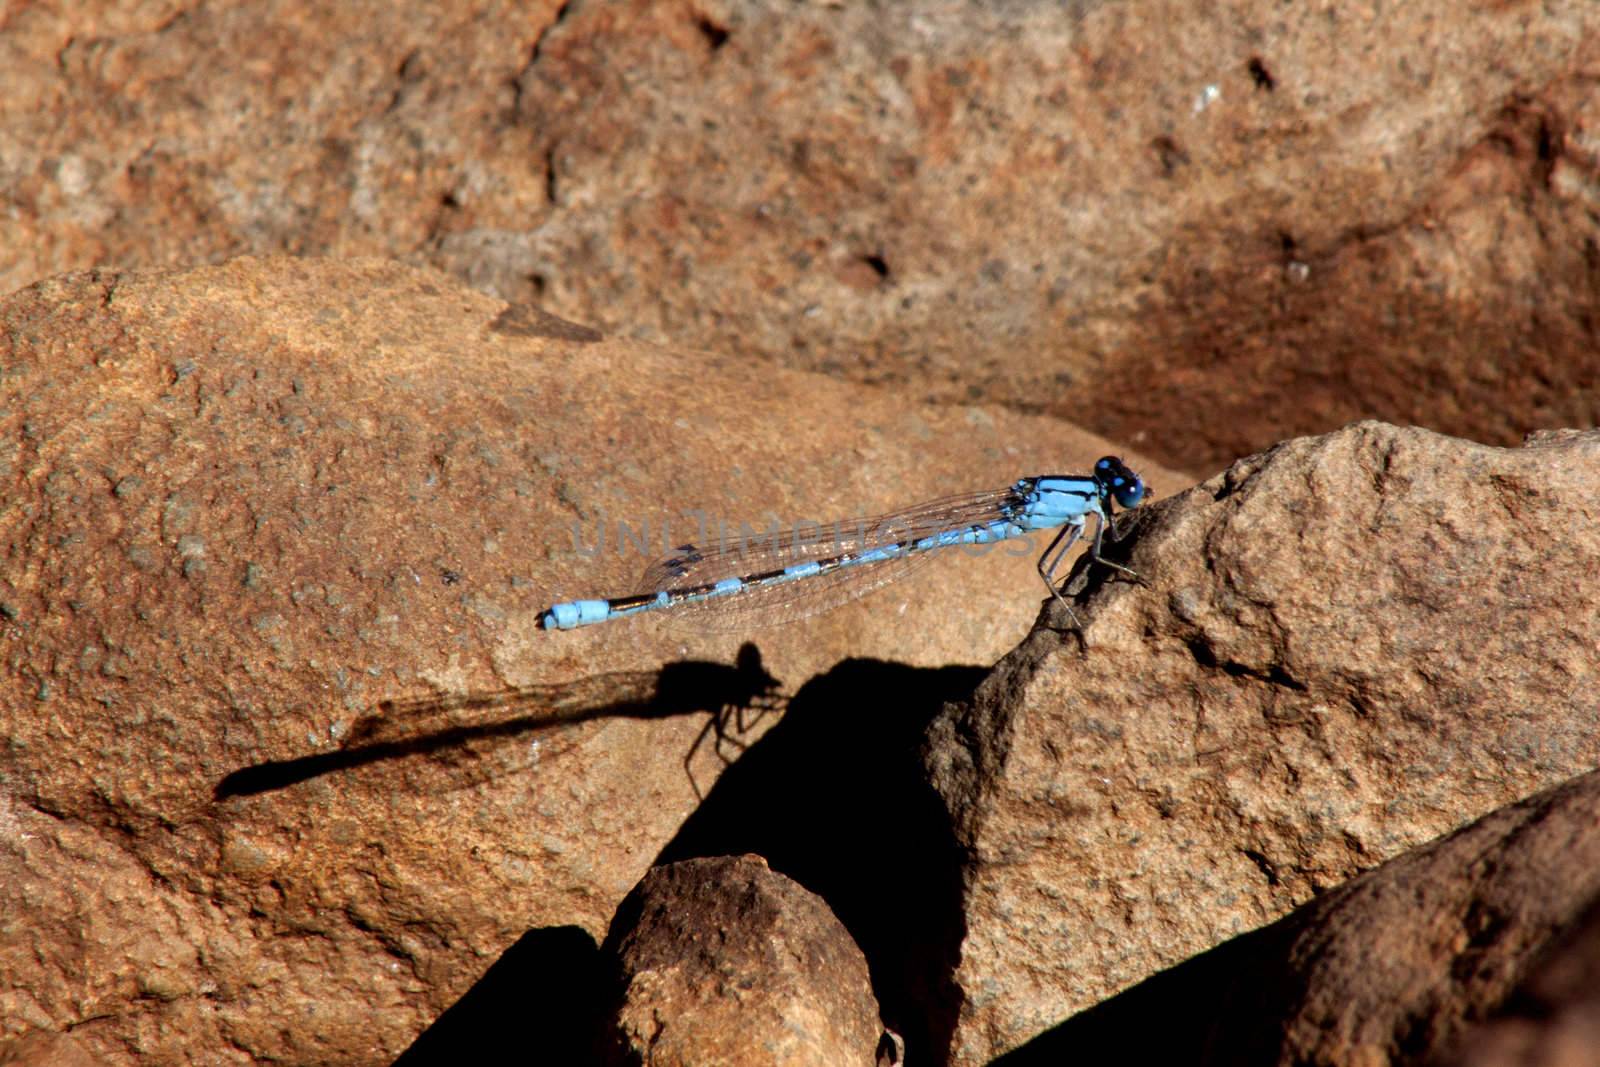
[924,422,1600,1063]
[0,797,235,1062]
[600,854,883,1067]
[991,767,1600,1067]
[3,3,1597,471]
[0,1031,99,1067]
[0,257,1173,1062]
[1437,893,1600,1067]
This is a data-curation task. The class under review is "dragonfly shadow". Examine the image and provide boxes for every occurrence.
[646,656,988,1067]
[212,643,783,800]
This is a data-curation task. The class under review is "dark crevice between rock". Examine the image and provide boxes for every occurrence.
[694,13,730,52]
[376,655,982,1064]
[1186,638,1307,692]
[1151,135,1189,177]
[989,902,1311,1066]
[652,658,987,1065]
[358,649,791,1063]
[385,51,423,116]
[1242,848,1281,887]
[1247,56,1276,91]
[528,1,572,66]
[511,2,573,114]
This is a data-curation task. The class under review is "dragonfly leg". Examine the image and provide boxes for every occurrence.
[1087,509,1142,583]
[1036,523,1085,626]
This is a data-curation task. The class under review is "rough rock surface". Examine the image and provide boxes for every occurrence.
[3,1,1598,470]
[990,767,1600,1066]
[992,764,1600,1062]
[924,423,1600,1064]
[0,256,1175,1062]
[0,1029,101,1067]
[5,2,1600,1062]
[599,854,883,1066]
[1440,891,1600,1067]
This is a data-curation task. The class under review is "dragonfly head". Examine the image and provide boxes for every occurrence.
[1094,456,1146,510]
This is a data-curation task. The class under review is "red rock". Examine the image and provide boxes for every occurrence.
[1438,891,1600,1067]
[0,257,1171,1062]
[988,767,1600,1067]
[2,3,1596,470]
[0,1030,100,1067]
[600,854,884,1066]
[925,422,1600,1063]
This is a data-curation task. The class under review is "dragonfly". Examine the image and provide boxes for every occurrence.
[539,455,1147,632]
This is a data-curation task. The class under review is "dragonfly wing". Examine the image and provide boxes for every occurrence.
[631,487,1026,631]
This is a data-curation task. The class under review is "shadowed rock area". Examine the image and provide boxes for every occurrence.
[1438,893,1600,1067]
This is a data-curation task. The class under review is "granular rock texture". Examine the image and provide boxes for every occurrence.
[5,3,1600,1061]
[3,1,1597,469]
[600,855,884,1066]
[0,256,1172,1062]
[987,767,1600,1067]
[925,423,1600,1063]
[3,258,1596,1064]
[1438,891,1600,1067]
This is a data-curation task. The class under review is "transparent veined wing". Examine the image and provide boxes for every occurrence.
[630,486,1028,631]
